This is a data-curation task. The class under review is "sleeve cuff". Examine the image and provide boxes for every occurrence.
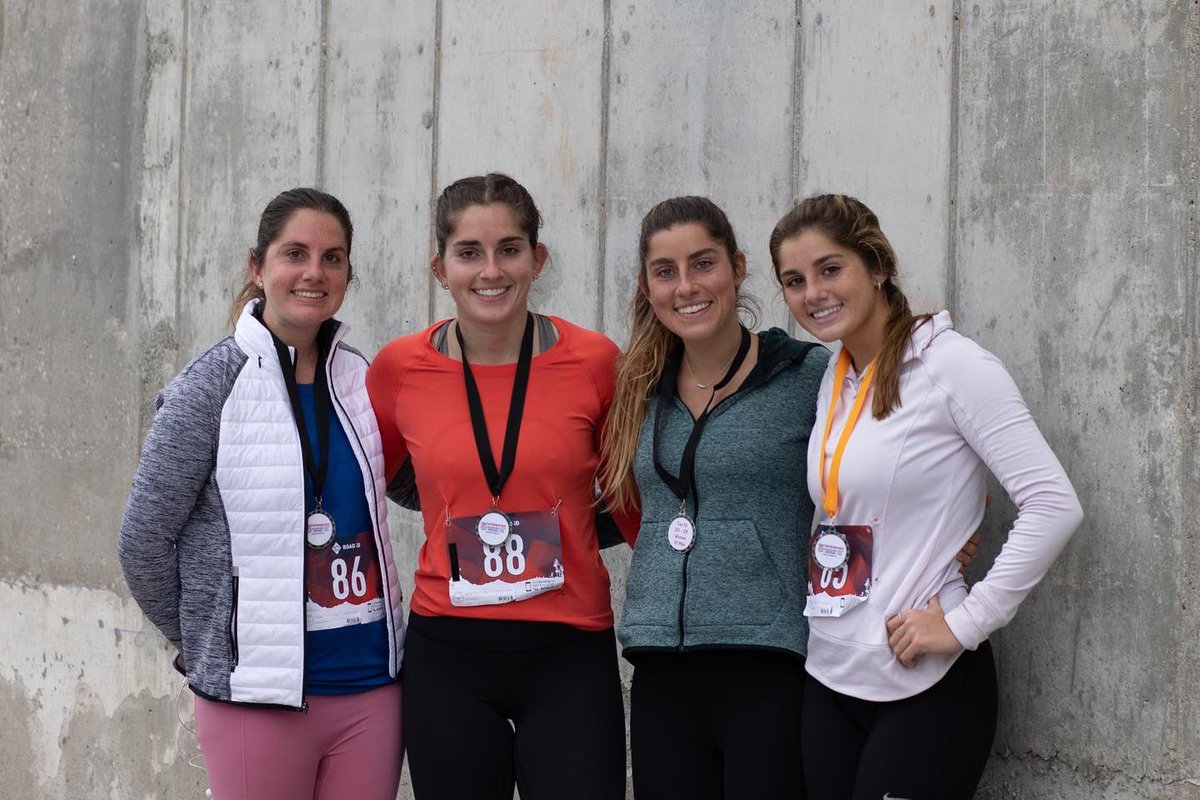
[944,604,987,651]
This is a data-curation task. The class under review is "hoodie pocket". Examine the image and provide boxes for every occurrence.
[620,521,686,631]
[684,519,784,628]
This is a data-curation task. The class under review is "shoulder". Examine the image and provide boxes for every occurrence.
[549,316,619,365]
[756,328,831,388]
[913,322,1021,415]
[368,323,442,386]
[373,324,438,365]
[162,336,247,409]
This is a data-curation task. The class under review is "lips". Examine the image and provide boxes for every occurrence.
[811,304,843,320]
[291,290,326,299]
[676,301,712,316]
[472,287,510,298]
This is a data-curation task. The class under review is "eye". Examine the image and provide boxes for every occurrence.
[694,259,715,271]
[322,252,344,265]
[285,249,304,261]
[785,275,805,289]
[456,248,479,260]
[821,262,842,277]
[652,265,675,280]
[501,245,521,256]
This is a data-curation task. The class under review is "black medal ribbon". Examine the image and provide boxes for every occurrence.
[259,308,334,509]
[652,326,752,509]
[456,313,535,502]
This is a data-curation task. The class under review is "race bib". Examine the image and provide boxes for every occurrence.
[445,508,564,607]
[805,523,873,618]
[305,530,386,631]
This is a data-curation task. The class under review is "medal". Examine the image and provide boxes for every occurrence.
[476,508,514,547]
[306,509,336,548]
[262,307,338,552]
[651,327,753,557]
[456,314,535,540]
[667,514,696,552]
[812,527,849,570]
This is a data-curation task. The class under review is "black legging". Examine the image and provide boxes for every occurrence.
[629,650,807,800]
[402,614,626,800]
[802,641,998,800]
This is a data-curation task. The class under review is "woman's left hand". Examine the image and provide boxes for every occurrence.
[885,597,964,668]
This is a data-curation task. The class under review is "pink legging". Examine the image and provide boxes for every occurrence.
[194,682,403,800]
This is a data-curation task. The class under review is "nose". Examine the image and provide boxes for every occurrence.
[802,278,825,306]
[675,266,695,295]
[480,253,503,279]
[301,254,324,281]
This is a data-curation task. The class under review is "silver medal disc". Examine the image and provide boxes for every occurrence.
[476,509,513,547]
[306,510,336,548]
[813,530,850,570]
[667,514,696,552]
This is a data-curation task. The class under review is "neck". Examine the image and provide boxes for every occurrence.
[841,315,888,372]
[682,322,744,379]
[262,315,322,382]
[455,313,529,365]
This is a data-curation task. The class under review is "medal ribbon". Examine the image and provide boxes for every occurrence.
[818,348,877,519]
[259,308,333,509]
[456,313,535,502]
[652,327,752,508]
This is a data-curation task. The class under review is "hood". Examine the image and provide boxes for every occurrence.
[756,327,824,374]
[903,310,953,363]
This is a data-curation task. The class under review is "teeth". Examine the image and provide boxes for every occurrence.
[677,302,711,315]
[474,287,508,297]
[293,290,324,299]
[812,305,842,320]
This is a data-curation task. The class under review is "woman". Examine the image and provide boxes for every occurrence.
[366,173,632,800]
[119,188,405,800]
[599,196,829,799]
[770,194,1083,799]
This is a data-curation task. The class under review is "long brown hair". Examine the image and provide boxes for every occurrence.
[768,194,930,419]
[599,196,757,512]
[228,188,355,328]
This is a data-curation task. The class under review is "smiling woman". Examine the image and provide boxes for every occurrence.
[119,188,405,800]
[769,194,1082,800]
[366,173,634,800]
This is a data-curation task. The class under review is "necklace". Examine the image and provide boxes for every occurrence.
[684,341,743,390]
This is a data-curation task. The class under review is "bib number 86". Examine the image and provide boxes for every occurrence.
[331,555,368,600]
[483,534,526,578]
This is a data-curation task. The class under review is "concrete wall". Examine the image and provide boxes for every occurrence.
[1,1,1196,797]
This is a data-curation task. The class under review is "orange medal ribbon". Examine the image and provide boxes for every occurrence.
[818,348,877,519]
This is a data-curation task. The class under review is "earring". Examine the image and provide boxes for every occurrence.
[875,281,881,291]
[533,273,540,282]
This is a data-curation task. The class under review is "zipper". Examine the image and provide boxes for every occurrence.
[228,572,240,667]
[328,344,400,678]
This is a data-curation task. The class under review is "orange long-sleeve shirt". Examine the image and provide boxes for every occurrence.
[366,316,634,631]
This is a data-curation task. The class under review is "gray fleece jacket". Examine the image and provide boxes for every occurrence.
[619,329,829,658]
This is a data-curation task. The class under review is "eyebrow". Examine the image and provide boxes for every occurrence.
[450,236,527,248]
[647,248,721,269]
[277,241,346,254]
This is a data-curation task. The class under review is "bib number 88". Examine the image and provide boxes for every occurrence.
[483,534,526,578]
[331,555,368,600]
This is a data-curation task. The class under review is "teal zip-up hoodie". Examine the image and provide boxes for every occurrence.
[618,329,829,659]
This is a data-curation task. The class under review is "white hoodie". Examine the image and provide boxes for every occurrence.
[805,311,1083,701]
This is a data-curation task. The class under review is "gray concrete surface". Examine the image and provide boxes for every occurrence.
[1,1,1196,797]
